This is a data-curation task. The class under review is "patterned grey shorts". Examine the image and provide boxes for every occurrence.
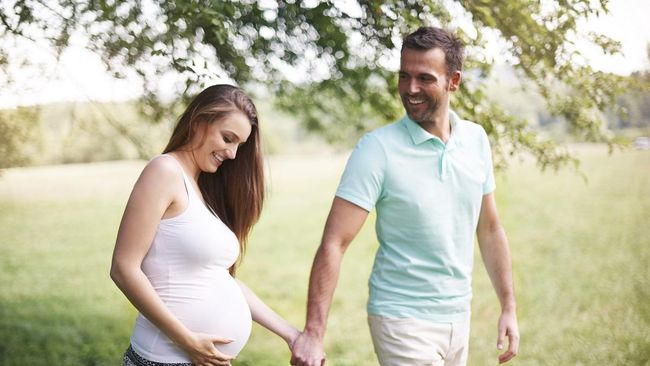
[123,345,193,366]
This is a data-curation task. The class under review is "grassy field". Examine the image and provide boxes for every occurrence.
[0,145,649,365]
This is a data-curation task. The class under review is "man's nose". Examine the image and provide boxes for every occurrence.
[407,79,420,94]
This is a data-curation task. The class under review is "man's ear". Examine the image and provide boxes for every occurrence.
[448,70,461,92]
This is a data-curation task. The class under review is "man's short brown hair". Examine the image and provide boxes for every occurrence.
[402,27,465,77]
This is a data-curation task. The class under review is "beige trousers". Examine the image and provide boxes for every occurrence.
[368,315,470,366]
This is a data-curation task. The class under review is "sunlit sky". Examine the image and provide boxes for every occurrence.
[0,0,648,109]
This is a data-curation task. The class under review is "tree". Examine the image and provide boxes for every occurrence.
[611,46,650,131]
[0,107,40,170]
[0,0,636,170]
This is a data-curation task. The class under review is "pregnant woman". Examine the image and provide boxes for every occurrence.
[110,84,299,366]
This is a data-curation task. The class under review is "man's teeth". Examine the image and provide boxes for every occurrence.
[408,98,424,105]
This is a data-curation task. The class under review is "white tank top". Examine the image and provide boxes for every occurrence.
[130,154,252,362]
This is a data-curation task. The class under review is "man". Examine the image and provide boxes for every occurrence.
[290,26,519,366]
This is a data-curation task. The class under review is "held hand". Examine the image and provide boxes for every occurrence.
[184,333,235,366]
[290,331,326,366]
[285,327,302,351]
[496,310,520,363]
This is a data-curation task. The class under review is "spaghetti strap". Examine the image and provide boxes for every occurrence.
[158,154,212,214]
[157,154,222,219]
[159,154,188,180]
[158,154,194,201]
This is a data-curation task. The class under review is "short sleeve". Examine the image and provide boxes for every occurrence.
[335,133,386,212]
[481,130,496,195]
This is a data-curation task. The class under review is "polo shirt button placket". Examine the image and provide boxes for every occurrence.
[439,147,448,181]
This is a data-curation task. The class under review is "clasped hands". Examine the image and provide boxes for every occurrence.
[289,330,327,366]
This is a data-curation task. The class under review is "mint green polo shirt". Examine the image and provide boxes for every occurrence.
[335,111,495,322]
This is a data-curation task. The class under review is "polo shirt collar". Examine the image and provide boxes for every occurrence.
[402,110,463,148]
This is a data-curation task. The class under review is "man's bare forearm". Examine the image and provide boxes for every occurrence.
[303,241,346,338]
[479,224,516,310]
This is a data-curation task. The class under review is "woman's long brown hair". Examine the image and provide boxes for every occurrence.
[163,85,264,275]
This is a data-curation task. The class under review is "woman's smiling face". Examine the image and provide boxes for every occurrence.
[191,111,252,173]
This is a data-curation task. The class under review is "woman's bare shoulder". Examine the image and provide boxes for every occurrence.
[146,154,181,176]
[132,155,183,198]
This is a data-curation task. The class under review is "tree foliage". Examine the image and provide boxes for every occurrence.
[0,0,639,170]
[608,68,650,130]
[0,107,40,170]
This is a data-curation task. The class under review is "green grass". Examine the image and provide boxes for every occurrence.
[1,145,649,365]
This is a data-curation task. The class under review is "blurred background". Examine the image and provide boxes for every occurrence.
[0,1,649,365]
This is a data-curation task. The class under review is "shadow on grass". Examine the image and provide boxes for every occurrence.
[0,295,131,366]
[631,268,650,364]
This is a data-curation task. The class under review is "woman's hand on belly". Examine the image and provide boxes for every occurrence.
[181,332,235,366]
